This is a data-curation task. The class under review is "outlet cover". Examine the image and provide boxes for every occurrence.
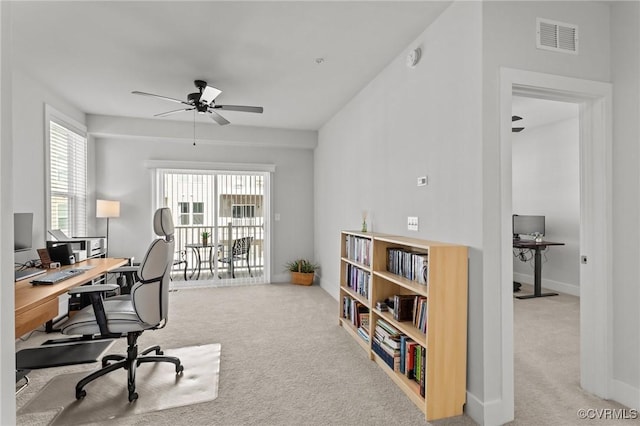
[417,176,428,186]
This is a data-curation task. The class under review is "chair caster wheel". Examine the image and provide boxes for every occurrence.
[76,389,86,400]
[128,392,138,402]
[176,364,184,374]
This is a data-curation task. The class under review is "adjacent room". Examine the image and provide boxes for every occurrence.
[2,1,640,425]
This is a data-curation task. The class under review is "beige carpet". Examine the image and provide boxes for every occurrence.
[18,344,220,425]
[16,282,631,425]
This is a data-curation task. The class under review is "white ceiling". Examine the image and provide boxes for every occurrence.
[10,1,452,131]
[512,96,579,132]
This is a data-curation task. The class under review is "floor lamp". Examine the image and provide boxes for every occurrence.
[96,199,120,257]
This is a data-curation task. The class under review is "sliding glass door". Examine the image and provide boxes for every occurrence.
[156,168,269,285]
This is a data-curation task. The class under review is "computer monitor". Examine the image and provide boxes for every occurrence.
[512,214,545,239]
[14,212,34,252]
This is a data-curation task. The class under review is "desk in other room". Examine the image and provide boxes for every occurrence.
[14,257,128,337]
[513,239,564,299]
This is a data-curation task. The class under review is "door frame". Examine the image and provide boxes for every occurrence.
[499,68,613,410]
[147,160,275,284]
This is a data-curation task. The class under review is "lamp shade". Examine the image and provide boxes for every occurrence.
[96,200,120,218]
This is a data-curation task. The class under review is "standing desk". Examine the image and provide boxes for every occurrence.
[512,239,564,299]
[15,257,127,338]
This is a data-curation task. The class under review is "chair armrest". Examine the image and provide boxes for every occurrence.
[68,284,119,295]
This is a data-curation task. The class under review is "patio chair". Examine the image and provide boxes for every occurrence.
[219,236,253,278]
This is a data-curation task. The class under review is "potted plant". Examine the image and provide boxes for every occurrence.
[286,259,319,286]
[201,231,210,246]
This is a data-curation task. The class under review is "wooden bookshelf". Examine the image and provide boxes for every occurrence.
[338,230,468,421]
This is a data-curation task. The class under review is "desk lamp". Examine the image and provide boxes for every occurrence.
[97,199,120,257]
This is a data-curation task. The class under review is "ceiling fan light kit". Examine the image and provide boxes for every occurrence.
[132,80,263,126]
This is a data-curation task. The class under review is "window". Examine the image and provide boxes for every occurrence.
[178,202,190,225]
[177,201,204,225]
[46,107,87,237]
[232,204,256,219]
[193,202,204,224]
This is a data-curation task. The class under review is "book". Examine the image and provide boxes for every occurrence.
[420,344,426,397]
[393,294,417,322]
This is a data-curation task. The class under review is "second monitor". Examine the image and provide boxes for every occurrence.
[512,214,545,239]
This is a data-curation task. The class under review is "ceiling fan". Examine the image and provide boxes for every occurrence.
[512,115,524,133]
[132,80,263,126]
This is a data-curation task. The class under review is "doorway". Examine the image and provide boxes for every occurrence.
[156,168,270,286]
[511,95,582,415]
[500,68,613,418]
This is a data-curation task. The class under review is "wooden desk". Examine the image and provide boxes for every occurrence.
[513,239,564,299]
[14,257,127,337]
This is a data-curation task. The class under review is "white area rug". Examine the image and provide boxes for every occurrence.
[18,343,220,425]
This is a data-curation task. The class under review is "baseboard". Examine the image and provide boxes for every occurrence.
[465,391,514,425]
[513,272,579,297]
[611,378,640,410]
[271,272,290,283]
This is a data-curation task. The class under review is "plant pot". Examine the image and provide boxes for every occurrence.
[291,271,314,286]
[202,237,208,246]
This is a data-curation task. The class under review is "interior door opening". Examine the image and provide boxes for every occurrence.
[499,68,613,423]
[511,95,582,416]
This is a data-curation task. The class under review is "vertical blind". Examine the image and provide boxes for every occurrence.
[48,119,87,237]
[158,169,268,284]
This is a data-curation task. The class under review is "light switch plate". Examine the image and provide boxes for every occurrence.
[407,216,419,231]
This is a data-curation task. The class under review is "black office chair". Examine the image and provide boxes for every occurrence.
[219,236,253,278]
[60,207,184,401]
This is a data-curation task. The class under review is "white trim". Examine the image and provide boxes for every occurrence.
[500,68,613,418]
[513,272,579,297]
[144,160,276,173]
[611,379,640,411]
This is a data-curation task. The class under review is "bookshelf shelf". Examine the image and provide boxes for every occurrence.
[341,257,371,272]
[339,230,468,422]
[373,270,429,297]
[340,285,368,306]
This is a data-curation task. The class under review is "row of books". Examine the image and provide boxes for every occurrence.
[342,296,369,331]
[385,294,428,334]
[400,336,426,397]
[387,248,429,285]
[345,263,371,299]
[371,318,426,396]
[345,235,371,266]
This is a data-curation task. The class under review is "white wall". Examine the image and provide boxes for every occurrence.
[93,123,315,282]
[512,114,580,295]
[315,0,484,414]
[0,2,15,423]
[482,0,640,422]
[11,71,88,264]
[610,1,640,407]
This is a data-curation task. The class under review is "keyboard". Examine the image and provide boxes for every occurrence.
[15,268,46,282]
[31,269,85,285]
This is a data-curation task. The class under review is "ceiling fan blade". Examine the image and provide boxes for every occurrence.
[132,91,190,105]
[208,110,230,126]
[154,107,195,117]
[214,105,264,114]
[512,127,525,133]
[199,85,222,105]
[512,115,523,122]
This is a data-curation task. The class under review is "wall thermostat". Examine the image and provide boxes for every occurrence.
[406,47,421,68]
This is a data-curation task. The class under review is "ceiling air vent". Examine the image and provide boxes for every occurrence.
[536,18,578,54]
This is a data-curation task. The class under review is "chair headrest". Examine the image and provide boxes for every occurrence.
[153,207,174,239]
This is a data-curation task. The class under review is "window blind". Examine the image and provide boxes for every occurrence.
[48,119,87,237]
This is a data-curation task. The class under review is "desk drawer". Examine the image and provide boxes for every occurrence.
[15,298,58,338]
